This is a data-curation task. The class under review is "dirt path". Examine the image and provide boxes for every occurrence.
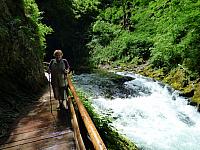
[0,88,76,150]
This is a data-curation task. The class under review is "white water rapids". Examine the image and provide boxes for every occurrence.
[73,72,200,150]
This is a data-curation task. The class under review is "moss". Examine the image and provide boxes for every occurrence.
[0,0,50,142]
[162,68,186,90]
[99,60,200,107]
[145,68,165,80]
[192,82,200,104]
[135,64,200,105]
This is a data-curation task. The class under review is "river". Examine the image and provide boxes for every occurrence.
[73,71,200,150]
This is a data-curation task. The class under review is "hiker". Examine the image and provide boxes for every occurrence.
[48,49,70,109]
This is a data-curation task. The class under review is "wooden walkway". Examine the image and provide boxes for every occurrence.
[0,89,77,150]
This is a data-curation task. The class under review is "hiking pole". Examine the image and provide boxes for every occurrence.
[48,73,53,113]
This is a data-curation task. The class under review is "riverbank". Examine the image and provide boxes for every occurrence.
[97,62,200,112]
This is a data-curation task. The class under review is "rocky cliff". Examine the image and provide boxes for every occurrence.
[0,0,51,139]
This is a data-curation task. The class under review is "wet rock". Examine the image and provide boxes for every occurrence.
[188,101,197,106]
[157,82,165,88]
[177,112,195,126]
[111,76,134,84]
[179,89,195,98]
[172,95,176,100]
[166,86,175,94]
[197,106,200,112]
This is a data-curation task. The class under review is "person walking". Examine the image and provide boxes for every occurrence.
[48,49,70,109]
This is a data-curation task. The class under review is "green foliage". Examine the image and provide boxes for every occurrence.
[149,0,200,70]
[24,0,52,55]
[98,6,124,24]
[0,0,50,139]
[0,0,51,78]
[73,0,100,18]
[88,23,152,65]
[87,0,200,74]
[92,20,122,46]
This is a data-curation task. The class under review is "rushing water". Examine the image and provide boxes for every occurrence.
[73,72,200,150]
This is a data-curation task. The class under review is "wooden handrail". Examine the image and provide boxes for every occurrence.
[67,76,107,150]
[68,96,86,150]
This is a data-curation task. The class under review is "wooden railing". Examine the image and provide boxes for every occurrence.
[68,95,86,150]
[67,76,107,150]
[43,62,107,150]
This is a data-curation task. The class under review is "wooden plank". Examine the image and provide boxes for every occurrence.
[1,132,75,150]
[0,89,76,150]
[4,125,72,144]
[1,130,73,149]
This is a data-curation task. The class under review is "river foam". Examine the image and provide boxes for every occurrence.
[74,72,200,150]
